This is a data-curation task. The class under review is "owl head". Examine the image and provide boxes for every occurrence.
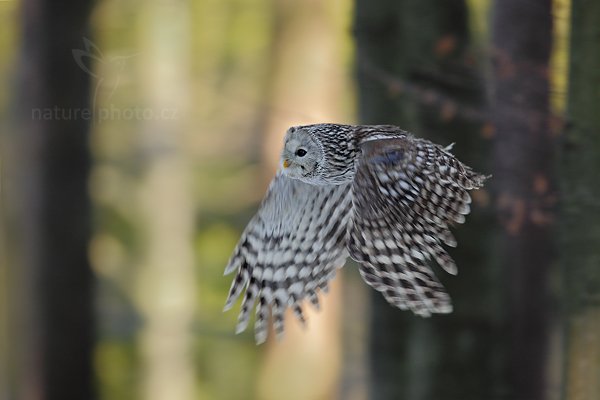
[281,126,323,181]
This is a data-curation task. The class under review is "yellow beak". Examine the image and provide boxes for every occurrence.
[283,159,291,168]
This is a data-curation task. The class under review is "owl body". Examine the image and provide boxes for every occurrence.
[224,123,487,343]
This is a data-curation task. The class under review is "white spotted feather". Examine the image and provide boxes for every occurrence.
[224,172,351,343]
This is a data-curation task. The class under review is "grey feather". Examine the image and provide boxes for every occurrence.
[224,172,351,343]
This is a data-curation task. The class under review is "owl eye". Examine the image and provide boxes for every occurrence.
[295,148,307,157]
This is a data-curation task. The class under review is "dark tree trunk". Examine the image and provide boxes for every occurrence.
[561,0,600,398]
[354,1,495,399]
[9,0,96,399]
[490,0,555,399]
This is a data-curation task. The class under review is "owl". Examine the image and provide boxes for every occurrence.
[224,124,487,344]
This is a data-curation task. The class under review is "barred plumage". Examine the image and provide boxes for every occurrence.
[224,123,488,343]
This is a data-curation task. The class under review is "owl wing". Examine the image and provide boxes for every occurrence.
[348,136,487,316]
[224,172,352,343]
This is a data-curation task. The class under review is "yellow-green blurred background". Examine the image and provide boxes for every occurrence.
[2,0,600,399]
[1,0,360,398]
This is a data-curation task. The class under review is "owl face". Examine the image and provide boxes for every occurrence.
[281,127,323,180]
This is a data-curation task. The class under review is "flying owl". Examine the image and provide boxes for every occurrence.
[224,124,487,344]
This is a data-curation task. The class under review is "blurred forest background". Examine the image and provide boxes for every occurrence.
[0,0,599,399]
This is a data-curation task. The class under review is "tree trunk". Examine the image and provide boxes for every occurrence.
[561,0,600,398]
[257,0,351,398]
[134,2,197,400]
[8,0,96,398]
[490,0,555,399]
[354,1,495,399]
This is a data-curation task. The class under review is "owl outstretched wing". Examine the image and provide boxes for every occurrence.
[347,136,487,316]
[224,172,352,343]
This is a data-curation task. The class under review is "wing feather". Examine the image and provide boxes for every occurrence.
[224,172,351,343]
[348,135,487,315]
